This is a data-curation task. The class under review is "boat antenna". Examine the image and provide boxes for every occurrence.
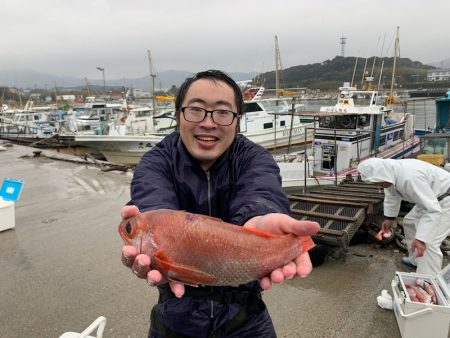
[351,57,359,87]
[370,36,381,77]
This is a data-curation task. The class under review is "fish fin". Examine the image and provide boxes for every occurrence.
[154,250,216,285]
[241,227,275,238]
[300,236,315,252]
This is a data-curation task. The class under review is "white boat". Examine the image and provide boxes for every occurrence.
[70,87,315,165]
[69,108,176,165]
[240,87,315,149]
[278,84,421,188]
[68,101,123,135]
[0,101,58,137]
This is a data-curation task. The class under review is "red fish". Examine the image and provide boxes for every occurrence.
[119,209,315,286]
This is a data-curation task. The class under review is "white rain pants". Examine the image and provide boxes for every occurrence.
[403,196,450,276]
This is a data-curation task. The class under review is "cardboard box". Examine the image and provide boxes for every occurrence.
[391,264,450,338]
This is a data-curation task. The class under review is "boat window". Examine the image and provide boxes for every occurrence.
[136,111,151,117]
[300,117,314,124]
[399,130,404,139]
[358,114,371,127]
[379,135,386,146]
[319,116,335,128]
[393,131,399,141]
[264,122,273,129]
[280,120,285,127]
[243,102,263,112]
[336,115,356,129]
[261,100,289,113]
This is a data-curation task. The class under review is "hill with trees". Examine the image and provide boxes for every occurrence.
[258,56,437,91]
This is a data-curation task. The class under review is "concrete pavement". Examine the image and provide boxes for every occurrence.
[1,144,448,338]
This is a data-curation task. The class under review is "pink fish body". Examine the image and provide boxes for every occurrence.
[119,209,314,286]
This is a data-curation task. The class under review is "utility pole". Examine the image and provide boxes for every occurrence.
[340,35,347,57]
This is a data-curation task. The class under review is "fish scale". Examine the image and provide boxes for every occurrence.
[119,209,314,286]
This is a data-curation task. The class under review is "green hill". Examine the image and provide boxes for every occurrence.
[258,56,435,91]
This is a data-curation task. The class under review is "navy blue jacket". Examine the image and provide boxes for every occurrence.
[130,132,290,224]
[129,132,286,337]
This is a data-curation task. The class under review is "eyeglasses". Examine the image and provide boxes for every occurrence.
[180,106,238,126]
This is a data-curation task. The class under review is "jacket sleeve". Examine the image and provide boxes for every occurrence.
[228,145,290,225]
[405,176,443,243]
[383,186,402,219]
[129,147,180,212]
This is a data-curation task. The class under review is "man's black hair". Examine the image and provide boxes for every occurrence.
[175,70,243,115]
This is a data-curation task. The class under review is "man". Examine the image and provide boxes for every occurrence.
[121,70,319,338]
[357,158,450,276]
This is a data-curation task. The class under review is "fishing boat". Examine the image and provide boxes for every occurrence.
[67,89,315,165]
[240,87,315,149]
[279,83,421,189]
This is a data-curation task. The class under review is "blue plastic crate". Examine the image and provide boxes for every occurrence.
[0,178,24,202]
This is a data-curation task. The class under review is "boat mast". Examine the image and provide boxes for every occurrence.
[351,57,359,87]
[84,77,91,97]
[54,81,59,106]
[147,49,157,112]
[389,26,400,99]
[274,35,281,98]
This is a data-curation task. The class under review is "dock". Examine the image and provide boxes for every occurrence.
[1,144,448,337]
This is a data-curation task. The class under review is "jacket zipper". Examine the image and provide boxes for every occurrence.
[206,171,214,319]
[206,171,212,216]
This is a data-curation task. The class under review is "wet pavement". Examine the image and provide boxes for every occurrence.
[0,144,448,338]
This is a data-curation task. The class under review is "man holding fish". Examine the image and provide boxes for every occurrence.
[357,158,450,277]
[120,70,320,337]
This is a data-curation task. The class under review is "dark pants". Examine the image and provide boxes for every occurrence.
[148,296,276,338]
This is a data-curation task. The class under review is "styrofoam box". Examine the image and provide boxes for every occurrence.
[0,199,15,231]
[391,264,450,338]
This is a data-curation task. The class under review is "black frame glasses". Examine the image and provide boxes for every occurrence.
[180,106,238,126]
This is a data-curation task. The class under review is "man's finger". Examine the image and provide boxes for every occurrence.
[295,252,313,277]
[259,276,272,290]
[270,269,285,284]
[147,270,164,286]
[121,205,140,219]
[281,261,297,279]
[121,245,138,267]
[289,220,320,237]
[170,281,185,298]
[131,254,151,278]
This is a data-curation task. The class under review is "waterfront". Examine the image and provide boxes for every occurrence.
[1,144,449,337]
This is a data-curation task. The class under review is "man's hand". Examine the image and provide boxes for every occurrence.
[381,219,395,233]
[120,205,185,297]
[244,213,320,290]
[412,239,426,257]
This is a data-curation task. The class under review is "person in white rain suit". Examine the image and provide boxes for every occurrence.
[357,158,450,276]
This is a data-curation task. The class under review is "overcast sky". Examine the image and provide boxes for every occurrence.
[3,0,450,81]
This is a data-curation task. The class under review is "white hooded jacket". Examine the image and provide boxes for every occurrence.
[357,158,450,243]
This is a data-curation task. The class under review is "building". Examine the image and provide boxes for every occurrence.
[427,68,450,81]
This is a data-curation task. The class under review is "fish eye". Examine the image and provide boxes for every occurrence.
[125,222,132,235]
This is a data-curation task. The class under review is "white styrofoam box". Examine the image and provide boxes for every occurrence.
[0,199,15,231]
[391,264,450,338]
